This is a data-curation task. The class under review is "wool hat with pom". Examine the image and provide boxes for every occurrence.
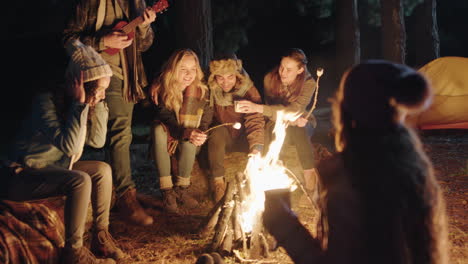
[65,39,113,82]
[340,60,432,128]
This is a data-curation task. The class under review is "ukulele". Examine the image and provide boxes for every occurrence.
[104,0,169,55]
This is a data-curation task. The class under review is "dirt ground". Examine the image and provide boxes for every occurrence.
[88,109,467,264]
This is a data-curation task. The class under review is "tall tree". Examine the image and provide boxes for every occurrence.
[408,0,439,67]
[173,0,214,70]
[381,0,406,63]
[335,0,360,77]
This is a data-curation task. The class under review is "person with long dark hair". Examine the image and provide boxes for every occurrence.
[262,60,449,264]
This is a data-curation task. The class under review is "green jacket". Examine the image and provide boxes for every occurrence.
[63,0,154,102]
[8,92,108,170]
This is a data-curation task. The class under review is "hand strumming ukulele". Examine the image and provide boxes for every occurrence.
[104,0,169,55]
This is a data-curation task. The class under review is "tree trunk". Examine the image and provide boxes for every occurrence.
[381,0,406,63]
[335,0,360,77]
[408,0,440,67]
[173,0,214,71]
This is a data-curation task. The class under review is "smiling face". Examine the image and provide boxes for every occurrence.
[176,55,198,90]
[279,57,304,86]
[215,73,237,92]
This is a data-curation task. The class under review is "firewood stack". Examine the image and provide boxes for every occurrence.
[198,172,274,262]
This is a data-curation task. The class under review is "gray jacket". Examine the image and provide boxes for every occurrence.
[8,92,108,170]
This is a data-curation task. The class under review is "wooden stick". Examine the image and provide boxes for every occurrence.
[199,202,222,236]
[304,68,324,119]
[220,220,234,255]
[235,172,246,204]
[259,233,270,258]
[248,212,264,259]
[233,199,243,242]
[210,182,235,251]
[204,122,234,134]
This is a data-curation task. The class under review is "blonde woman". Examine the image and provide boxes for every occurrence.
[149,49,213,213]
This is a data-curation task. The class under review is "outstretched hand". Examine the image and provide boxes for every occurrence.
[235,100,263,113]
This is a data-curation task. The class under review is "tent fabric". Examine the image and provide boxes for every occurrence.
[408,56,468,130]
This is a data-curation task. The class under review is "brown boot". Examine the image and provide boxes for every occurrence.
[115,188,153,226]
[92,229,126,260]
[61,246,115,264]
[162,188,179,214]
[175,186,199,208]
[211,177,226,203]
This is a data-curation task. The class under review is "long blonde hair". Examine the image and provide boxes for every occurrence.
[151,49,208,111]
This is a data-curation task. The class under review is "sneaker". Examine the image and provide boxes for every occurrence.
[61,246,115,264]
[175,186,199,208]
[115,187,153,226]
[92,229,126,260]
[211,177,226,203]
[162,188,179,213]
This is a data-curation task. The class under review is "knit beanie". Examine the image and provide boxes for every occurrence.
[65,39,113,82]
[341,60,432,127]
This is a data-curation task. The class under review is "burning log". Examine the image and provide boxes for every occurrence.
[199,110,322,262]
[200,175,277,262]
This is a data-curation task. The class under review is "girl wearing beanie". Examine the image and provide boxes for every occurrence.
[4,40,124,264]
[149,49,213,214]
[262,60,449,264]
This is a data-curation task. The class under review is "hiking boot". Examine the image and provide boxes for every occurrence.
[92,229,126,260]
[61,246,115,264]
[115,187,153,226]
[175,186,199,208]
[196,253,214,264]
[211,177,226,203]
[162,188,179,213]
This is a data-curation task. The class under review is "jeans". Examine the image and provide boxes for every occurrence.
[207,126,249,178]
[151,124,198,189]
[105,76,135,196]
[5,160,112,249]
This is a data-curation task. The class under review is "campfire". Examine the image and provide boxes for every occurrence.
[199,111,306,262]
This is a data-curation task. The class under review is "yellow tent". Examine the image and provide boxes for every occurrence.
[408,56,468,130]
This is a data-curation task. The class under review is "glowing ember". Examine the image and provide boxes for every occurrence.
[240,110,300,232]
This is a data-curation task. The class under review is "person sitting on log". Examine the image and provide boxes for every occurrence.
[262,60,449,264]
[1,39,125,264]
[205,53,264,203]
[148,48,213,213]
